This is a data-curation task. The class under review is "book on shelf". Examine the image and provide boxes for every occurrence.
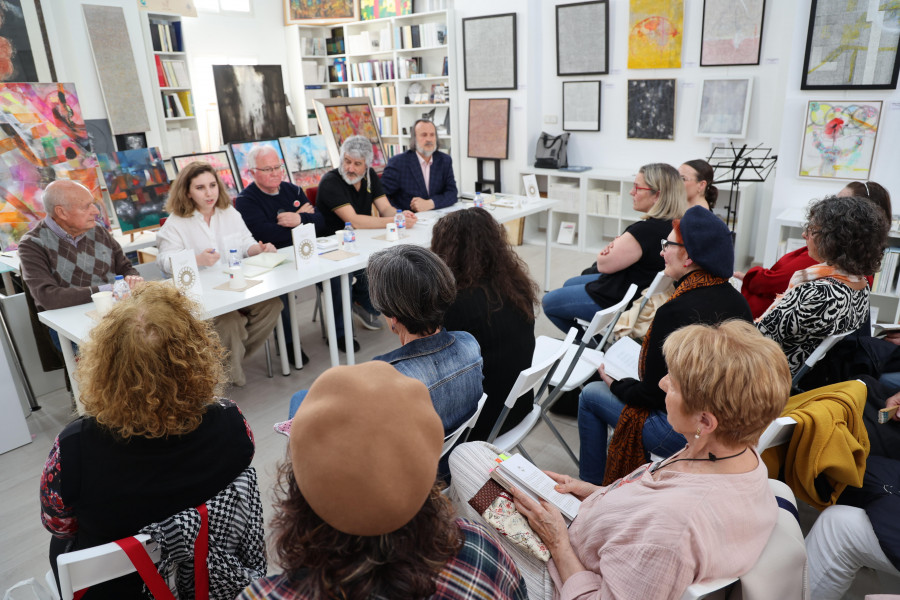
[326,30,345,55]
[149,19,183,53]
[394,23,447,49]
[154,55,168,87]
[328,58,348,82]
[175,91,194,116]
[489,454,581,522]
[301,37,327,56]
[873,323,900,337]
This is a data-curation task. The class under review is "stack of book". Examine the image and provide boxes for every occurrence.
[349,83,396,107]
[350,59,394,82]
[160,91,194,119]
[393,23,447,49]
[155,58,189,88]
[148,19,183,52]
[300,37,327,56]
[873,247,900,295]
[328,58,348,82]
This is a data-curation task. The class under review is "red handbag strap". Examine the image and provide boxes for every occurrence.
[194,503,210,600]
[115,537,177,600]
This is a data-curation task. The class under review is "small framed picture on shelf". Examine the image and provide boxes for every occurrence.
[431,84,448,104]
[115,132,148,151]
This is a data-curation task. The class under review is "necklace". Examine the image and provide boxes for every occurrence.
[650,447,749,474]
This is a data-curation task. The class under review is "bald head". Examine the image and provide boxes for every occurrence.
[44,180,99,237]
[43,180,92,214]
[247,145,279,170]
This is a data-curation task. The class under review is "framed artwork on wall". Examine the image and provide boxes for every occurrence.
[563,81,601,131]
[284,0,358,25]
[462,13,517,91]
[628,0,683,69]
[696,78,753,138]
[172,151,240,200]
[359,0,410,20]
[801,0,900,89]
[627,79,676,140]
[467,98,510,160]
[313,97,388,172]
[213,65,293,145]
[556,1,608,76]
[229,140,288,190]
[799,100,882,180]
[700,0,765,66]
[97,148,170,234]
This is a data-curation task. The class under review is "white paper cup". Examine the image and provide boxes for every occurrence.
[386,222,399,241]
[229,267,246,289]
[91,291,114,315]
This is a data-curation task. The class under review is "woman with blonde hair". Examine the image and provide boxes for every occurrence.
[542,163,687,334]
[40,282,257,598]
[157,161,284,385]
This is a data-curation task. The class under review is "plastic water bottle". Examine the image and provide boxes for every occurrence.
[474,192,484,208]
[394,209,406,237]
[342,222,356,252]
[228,249,245,289]
[112,275,130,302]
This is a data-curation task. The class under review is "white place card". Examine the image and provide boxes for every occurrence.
[523,174,540,202]
[292,223,318,269]
[170,249,203,298]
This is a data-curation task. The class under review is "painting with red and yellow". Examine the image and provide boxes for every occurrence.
[360,0,410,21]
[0,83,106,251]
[628,0,683,69]
[799,100,882,180]
[284,0,357,25]
[324,104,387,171]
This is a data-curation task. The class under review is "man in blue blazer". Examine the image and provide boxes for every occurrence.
[382,119,458,212]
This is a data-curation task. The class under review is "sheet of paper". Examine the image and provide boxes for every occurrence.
[499,454,581,519]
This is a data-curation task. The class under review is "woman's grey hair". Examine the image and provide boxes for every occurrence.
[367,245,456,336]
[340,136,374,168]
[642,163,688,221]
[246,145,278,170]
[807,194,888,275]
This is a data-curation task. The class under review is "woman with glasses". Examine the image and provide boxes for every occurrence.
[756,195,887,376]
[542,163,688,334]
[736,181,890,318]
[679,159,718,209]
[577,206,753,485]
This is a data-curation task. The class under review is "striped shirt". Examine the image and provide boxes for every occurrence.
[236,519,527,600]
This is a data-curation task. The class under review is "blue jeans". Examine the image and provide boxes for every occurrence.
[879,371,900,393]
[288,390,307,419]
[329,269,378,338]
[541,274,602,334]
[577,381,686,485]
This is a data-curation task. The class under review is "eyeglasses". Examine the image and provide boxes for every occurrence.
[660,239,685,252]
[633,184,655,192]
[252,165,284,174]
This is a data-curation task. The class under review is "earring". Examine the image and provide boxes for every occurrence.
[694,427,701,440]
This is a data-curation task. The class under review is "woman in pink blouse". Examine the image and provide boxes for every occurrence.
[450,320,791,600]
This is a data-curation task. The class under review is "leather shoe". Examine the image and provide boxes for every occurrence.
[328,337,361,353]
[285,346,310,369]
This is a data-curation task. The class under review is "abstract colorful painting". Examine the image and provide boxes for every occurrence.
[801,0,900,89]
[627,79,676,140]
[279,135,332,190]
[314,97,387,172]
[628,0,683,69]
[172,151,240,200]
[0,83,105,251]
[360,0,410,21]
[284,0,357,25]
[799,100,882,180]
[229,140,288,190]
[0,0,38,81]
[97,148,169,233]
[700,0,765,66]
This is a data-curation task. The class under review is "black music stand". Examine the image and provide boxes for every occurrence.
[706,144,777,231]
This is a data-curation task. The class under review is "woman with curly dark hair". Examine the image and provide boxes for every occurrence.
[431,207,540,441]
[757,195,888,375]
[239,362,526,600]
[40,282,258,598]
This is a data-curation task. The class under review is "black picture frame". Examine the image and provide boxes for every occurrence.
[699,0,766,67]
[556,1,608,76]
[563,81,601,131]
[114,132,148,151]
[462,13,517,91]
[801,0,900,90]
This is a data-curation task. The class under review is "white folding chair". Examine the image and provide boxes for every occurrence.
[487,327,578,463]
[791,331,853,391]
[442,393,488,457]
[756,416,798,453]
[57,534,160,600]
[634,270,673,323]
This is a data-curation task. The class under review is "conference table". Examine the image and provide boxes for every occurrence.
[37,194,559,405]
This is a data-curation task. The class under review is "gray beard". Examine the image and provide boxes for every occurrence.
[417,144,435,157]
[340,166,364,186]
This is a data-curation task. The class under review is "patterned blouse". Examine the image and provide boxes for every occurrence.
[756,278,869,375]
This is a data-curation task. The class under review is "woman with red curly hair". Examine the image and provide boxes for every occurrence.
[40,282,256,598]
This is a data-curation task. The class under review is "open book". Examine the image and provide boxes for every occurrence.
[238,253,289,278]
[873,323,900,338]
[581,337,641,381]
[490,454,581,521]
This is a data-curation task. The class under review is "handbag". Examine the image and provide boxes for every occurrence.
[534,131,569,169]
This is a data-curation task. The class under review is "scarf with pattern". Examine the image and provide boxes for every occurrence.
[756,263,868,323]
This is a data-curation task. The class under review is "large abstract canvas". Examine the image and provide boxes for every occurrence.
[0,0,38,81]
[700,0,765,66]
[557,1,608,76]
[462,13,517,91]
[284,0,357,25]
[314,97,387,172]
[467,98,510,160]
[230,140,288,190]
[799,100,882,180]
[627,79,676,140]
[801,0,900,89]
[213,65,293,145]
[0,83,104,251]
[279,135,332,190]
[97,148,169,233]
[696,78,753,138]
[82,5,151,135]
[628,0,683,69]
[173,151,240,200]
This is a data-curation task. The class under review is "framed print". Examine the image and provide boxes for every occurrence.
[229,140,288,190]
[313,97,388,172]
[627,79,675,140]
[359,0,410,20]
[172,151,240,200]
[97,148,169,234]
[557,1,608,76]
[696,78,753,138]
[801,0,900,89]
[278,135,333,190]
[462,13,517,91]
[115,132,148,151]
[563,81,601,131]
[799,100,882,180]
[700,0,765,66]
[628,0,683,69]
[467,98,510,160]
[284,0,358,25]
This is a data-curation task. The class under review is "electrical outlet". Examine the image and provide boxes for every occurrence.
[544,115,558,124]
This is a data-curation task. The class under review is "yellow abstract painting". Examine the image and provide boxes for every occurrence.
[628,0,683,69]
